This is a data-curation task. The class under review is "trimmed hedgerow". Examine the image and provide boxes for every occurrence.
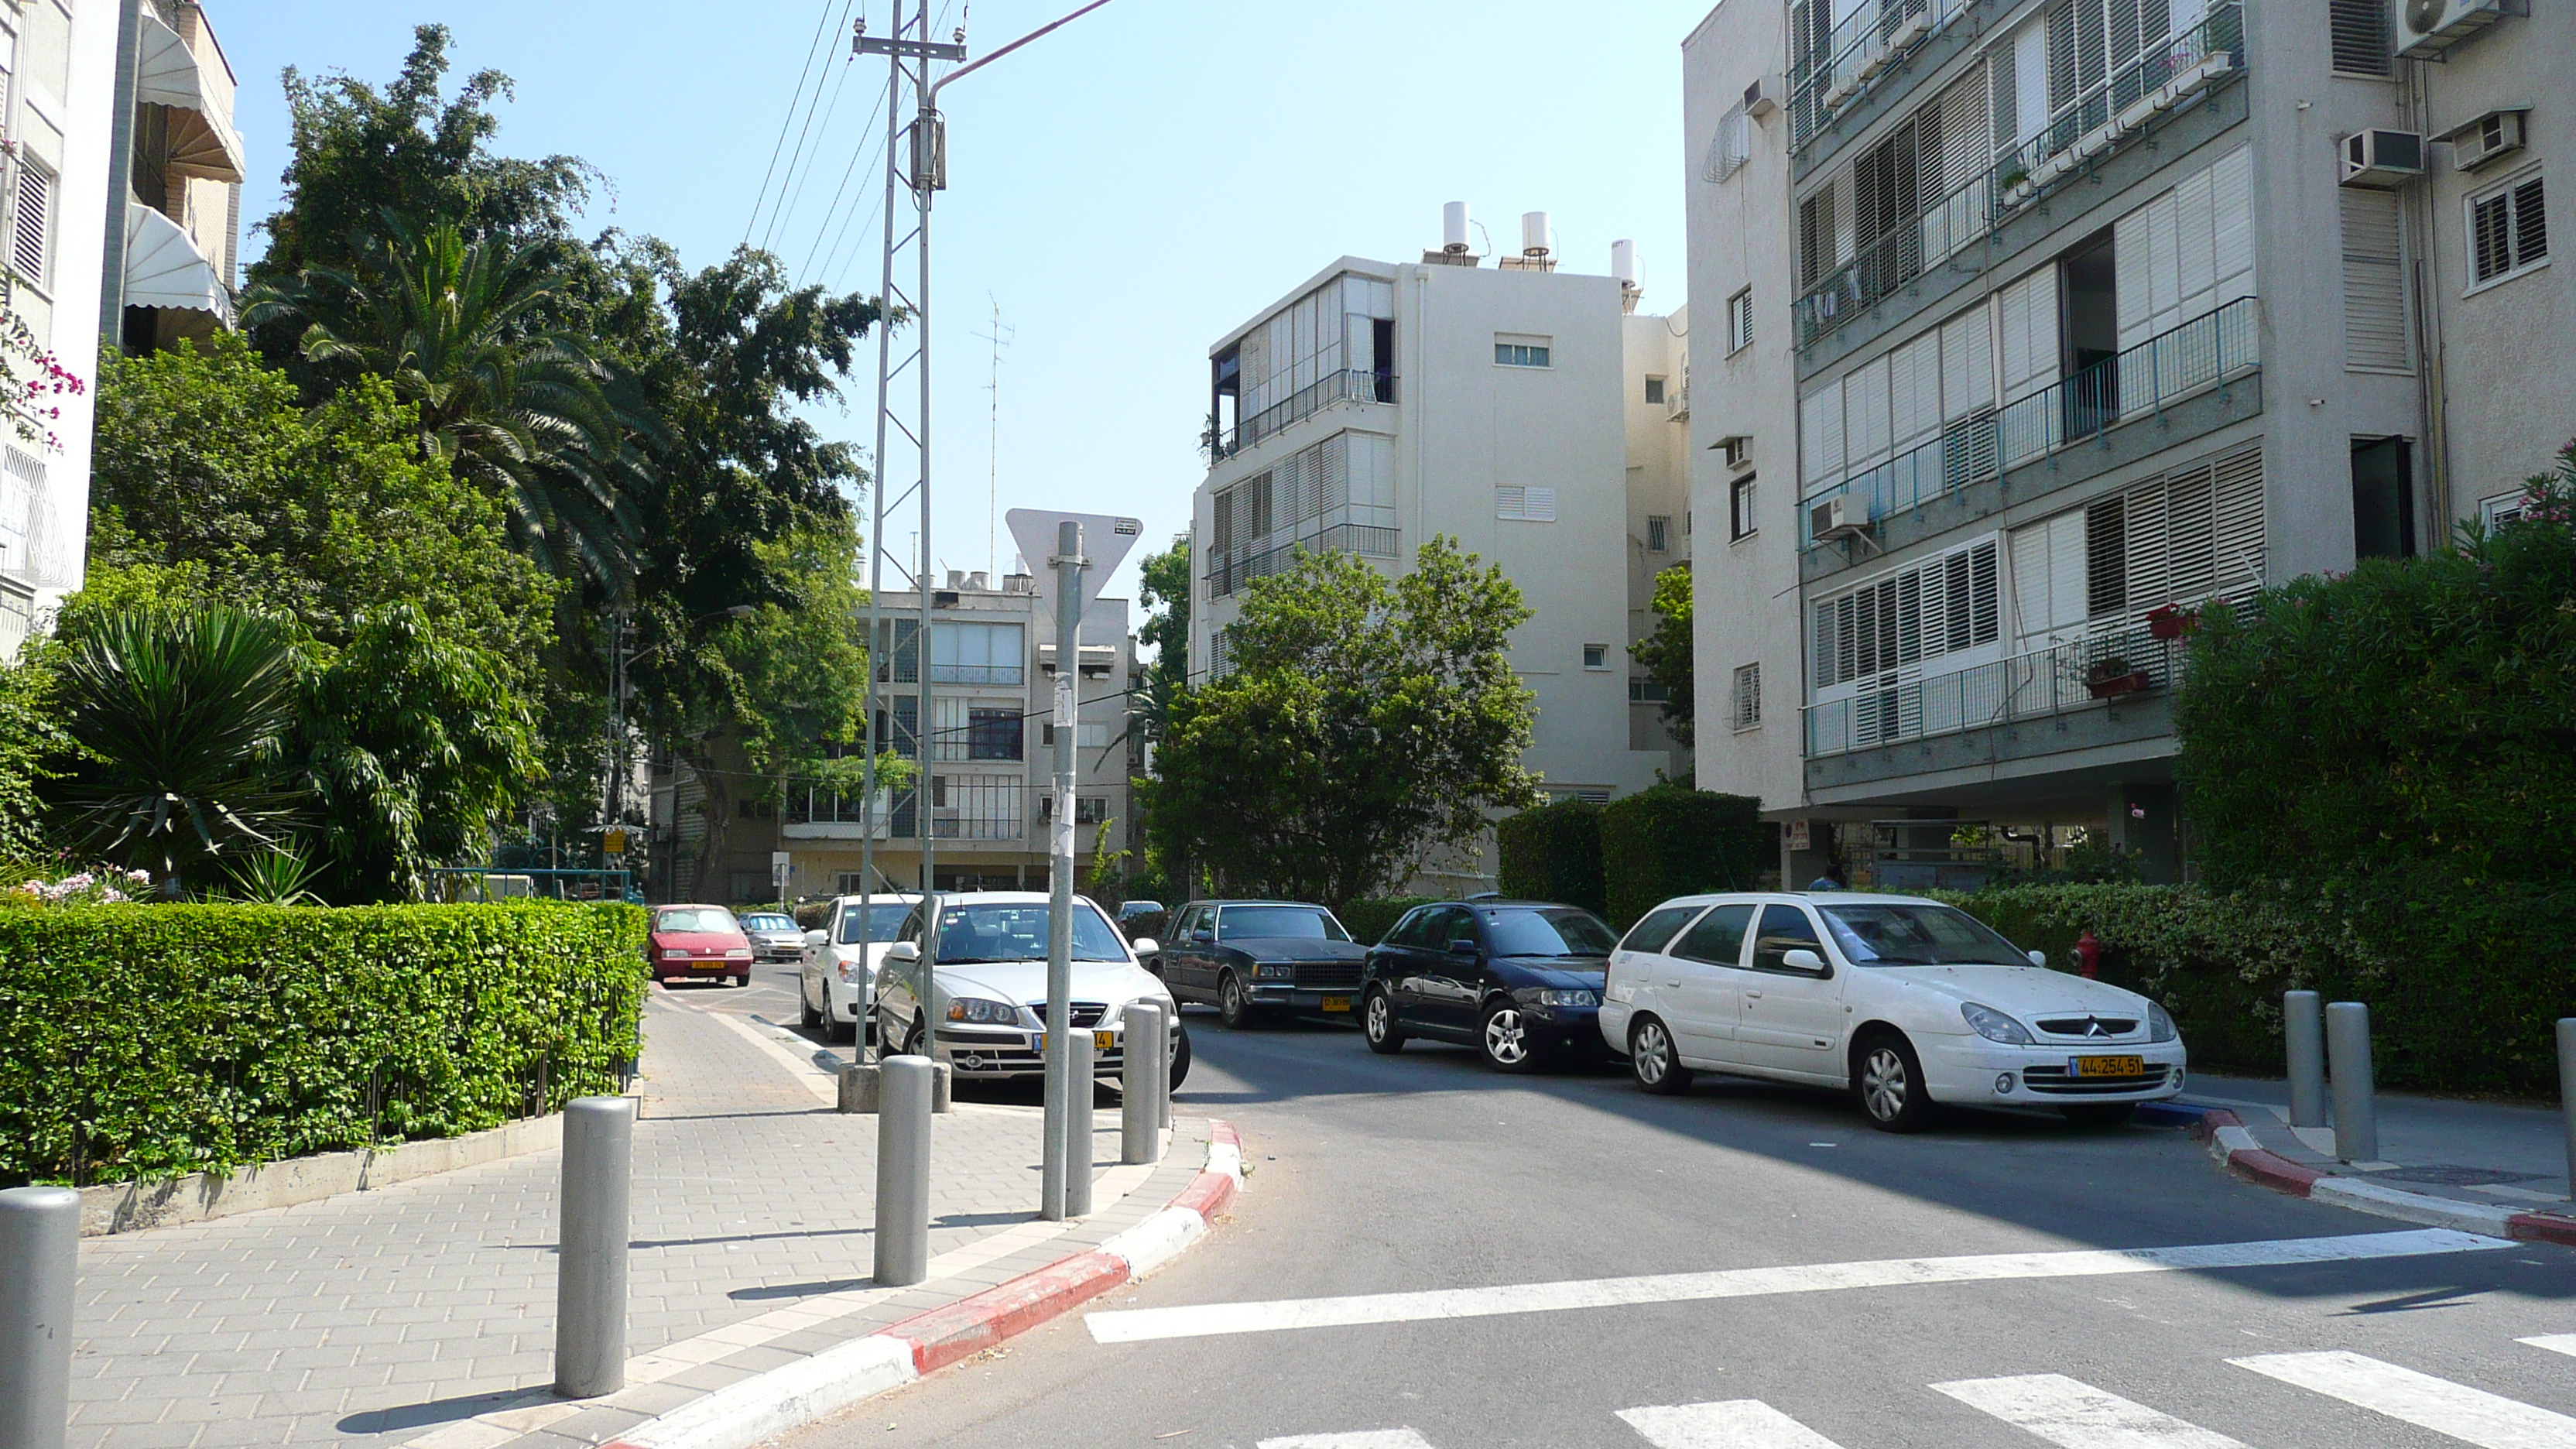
[1598,786,1769,928]
[0,900,647,1187]
[1496,798,1607,917]
[1338,896,1438,947]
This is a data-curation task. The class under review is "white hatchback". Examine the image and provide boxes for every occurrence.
[1596,892,2186,1132]
[797,892,922,1046]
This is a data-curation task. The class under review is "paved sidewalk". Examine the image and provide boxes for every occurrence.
[67,988,1209,1449]
[2185,1071,2570,1211]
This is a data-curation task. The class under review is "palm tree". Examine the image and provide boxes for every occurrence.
[45,606,307,888]
[242,219,654,598]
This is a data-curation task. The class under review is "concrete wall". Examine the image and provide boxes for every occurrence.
[1622,306,1693,769]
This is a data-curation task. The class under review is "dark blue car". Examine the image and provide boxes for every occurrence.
[1360,899,1620,1072]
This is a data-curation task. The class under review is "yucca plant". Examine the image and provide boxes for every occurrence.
[222,846,326,906]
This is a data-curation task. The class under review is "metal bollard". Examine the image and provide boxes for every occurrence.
[2558,1019,2576,1201]
[2283,990,2327,1129]
[554,1096,635,1399]
[1067,1029,1095,1217]
[0,1186,77,1449]
[873,1055,933,1286]
[2326,1002,2378,1163]
[1122,1002,1164,1165]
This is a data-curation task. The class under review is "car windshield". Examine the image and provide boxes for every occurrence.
[1817,903,2027,966]
[655,908,738,934]
[739,914,795,933]
[1481,907,1619,957]
[1218,906,1351,942]
[837,903,915,944]
[933,903,1129,964]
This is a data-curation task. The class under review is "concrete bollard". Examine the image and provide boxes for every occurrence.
[2283,990,2327,1129]
[554,1096,635,1399]
[1067,1029,1095,1218]
[873,1055,934,1286]
[1156,1013,1175,1132]
[1122,1002,1164,1166]
[838,1060,952,1115]
[2558,1019,2576,1201]
[2326,1001,2378,1163]
[0,1185,77,1449]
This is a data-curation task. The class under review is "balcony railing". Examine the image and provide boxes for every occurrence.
[1205,526,1400,599]
[1800,296,2258,547]
[1806,624,2177,759]
[1789,0,1971,152]
[1209,368,1396,461]
[1793,2,2245,351]
[929,663,1025,685]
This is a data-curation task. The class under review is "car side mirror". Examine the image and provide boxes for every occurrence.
[885,941,920,964]
[1782,947,1827,975]
[1131,937,1160,958]
[2027,948,2048,968]
[804,930,827,947]
[1191,929,1214,942]
[1448,937,1480,957]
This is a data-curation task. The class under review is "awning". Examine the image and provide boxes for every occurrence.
[133,14,245,183]
[124,202,231,321]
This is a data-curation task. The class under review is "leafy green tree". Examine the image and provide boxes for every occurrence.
[0,659,68,869]
[1629,563,1694,748]
[1134,533,1190,746]
[1142,539,1542,908]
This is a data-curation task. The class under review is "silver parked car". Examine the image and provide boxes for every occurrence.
[735,911,807,965]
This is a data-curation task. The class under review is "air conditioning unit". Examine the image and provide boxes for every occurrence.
[1886,12,1932,50]
[1743,74,1784,118]
[2341,129,2426,189]
[2448,109,2527,171]
[1810,497,1870,542]
[2396,0,2520,57]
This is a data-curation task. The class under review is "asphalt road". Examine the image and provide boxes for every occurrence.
[743,992,2576,1448]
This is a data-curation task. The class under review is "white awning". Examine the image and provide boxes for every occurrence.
[134,14,245,183]
[124,202,231,321]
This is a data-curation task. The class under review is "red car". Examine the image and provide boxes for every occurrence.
[647,904,755,988]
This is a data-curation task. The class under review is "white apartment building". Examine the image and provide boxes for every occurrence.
[110,0,241,353]
[1684,0,2567,886]
[1187,221,1691,888]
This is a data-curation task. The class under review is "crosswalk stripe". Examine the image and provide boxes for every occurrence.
[1618,1399,1849,1447]
[1084,1228,2507,1344]
[2232,1351,2576,1447]
[2522,1335,2576,1360]
[1932,1374,2253,1448]
[1257,1423,1442,1434]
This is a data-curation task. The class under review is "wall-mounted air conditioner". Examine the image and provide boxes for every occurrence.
[1810,497,1870,542]
[2447,109,2527,171]
[2396,0,2523,57]
[2341,129,2425,189]
[1744,75,1785,118]
[1886,12,1932,50]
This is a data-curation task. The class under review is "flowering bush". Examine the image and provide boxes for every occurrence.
[0,299,84,450]
[6,867,153,906]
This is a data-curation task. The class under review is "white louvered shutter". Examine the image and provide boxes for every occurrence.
[1848,356,1892,472]
[1997,265,2060,402]
[2210,146,2255,302]
[1940,306,1995,419]
[1801,377,1847,488]
[2341,188,2408,371]
[2212,447,2265,597]
[1890,331,1943,454]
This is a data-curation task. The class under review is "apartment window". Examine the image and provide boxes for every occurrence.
[1583,643,1611,670]
[1798,190,1835,289]
[2329,0,2391,76]
[966,707,1023,762]
[1730,474,1759,541]
[2469,172,2547,289]
[2482,492,2528,530]
[1728,287,1755,353]
[2341,188,2410,371]
[1038,795,1110,825]
[1495,334,1552,368]
[1645,376,1667,404]
[931,621,1026,684]
[1495,485,1558,522]
[11,160,48,289]
[1040,719,1112,749]
[1732,663,1762,731]
[1811,539,2001,690]
[1646,515,1671,552]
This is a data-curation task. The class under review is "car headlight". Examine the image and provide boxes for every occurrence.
[1255,963,1296,981]
[660,947,688,961]
[946,997,1021,1026]
[2148,1001,2179,1043]
[1535,988,1599,1008]
[1961,1002,2036,1045]
[725,947,752,960]
[837,956,865,980]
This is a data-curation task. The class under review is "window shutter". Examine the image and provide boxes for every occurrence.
[1998,265,2060,402]
[1524,487,1558,522]
[2212,446,2266,598]
[2341,188,2410,371]
[2330,0,2390,75]
[2009,522,2053,646]
[2085,496,2129,618]
[1890,331,1943,452]
[1801,377,1846,487]
[2210,147,2256,301]
[1941,306,1995,419]
[2514,176,2549,267]
[1848,356,1892,468]
[11,165,46,286]
[1495,485,1527,520]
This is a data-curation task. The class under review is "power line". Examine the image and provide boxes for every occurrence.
[797,70,897,279]
[742,0,845,251]
[760,0,868,257]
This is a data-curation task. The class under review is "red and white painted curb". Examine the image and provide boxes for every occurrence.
[601,1122,1245,1449]
[2190,1108,2576,1247]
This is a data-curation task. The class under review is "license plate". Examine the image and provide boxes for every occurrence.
[1320,995,1352,1012]
[1034,1031,1119,1052]
[2071,1054,2146,1077]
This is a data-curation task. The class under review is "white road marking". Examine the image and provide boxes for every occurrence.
[2232,1351,2576,1447]
[1083,1229,2508,1344]
[1619,1399,1850,1447]
[1933,1374,2252,1447]
[1256,1432,1436,1449]
[2521,1335,2576,1359]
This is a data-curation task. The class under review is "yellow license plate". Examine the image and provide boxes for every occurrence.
[1320,996,1353,1012]
[2071,1054,2146,1077]
[1033,1031,1119,1051]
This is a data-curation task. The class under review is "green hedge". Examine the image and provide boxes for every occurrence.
[1598,786,1769,928]
[0,901,648,1187]
[1496,798,1607,916]
[1340,896,1437,947]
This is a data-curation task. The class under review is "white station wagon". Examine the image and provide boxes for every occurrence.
[1596,892,2186,1132]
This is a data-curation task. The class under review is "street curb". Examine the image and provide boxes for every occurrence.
[599,1120,1245,1449]
[2172,1105,2576,1249]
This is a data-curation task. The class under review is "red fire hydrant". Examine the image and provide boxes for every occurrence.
[2075,928,2102,979]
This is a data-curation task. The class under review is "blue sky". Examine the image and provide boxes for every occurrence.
[218,0,1717,605]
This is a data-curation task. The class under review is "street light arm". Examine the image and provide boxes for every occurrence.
[927,0,1116,105]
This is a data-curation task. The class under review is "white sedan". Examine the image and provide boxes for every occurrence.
[1596,892,2185,1132]
[798,892,922,1046]
[872,892,1191,1087]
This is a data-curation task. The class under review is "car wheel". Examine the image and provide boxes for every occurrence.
[2061,1102,2137,1128]
[799,980,822,1029]
[901,1013,930,1058]
[826,994,855,1046]
[1479,1001,1540,1074]
[1217,971,1259,1030]
[1169,1023,1193,1090]
[731,971,751,988]
[1362,988,1406,1054]
[1629,1016,1694,1095]
[1855,1031,1935,1133]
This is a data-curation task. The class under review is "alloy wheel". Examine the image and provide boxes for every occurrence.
[1484,1008,1530,1066]
[1365,993,1390,1041]
[1862,1046,1910,1122]
[1635,1022,1671,1084]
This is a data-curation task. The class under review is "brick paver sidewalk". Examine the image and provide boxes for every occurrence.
[67,990,1208,1449]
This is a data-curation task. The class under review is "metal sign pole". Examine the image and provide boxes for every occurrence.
[1040,519,1085,1220]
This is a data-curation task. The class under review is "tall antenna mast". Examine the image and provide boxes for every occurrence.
[974,297,1014,577]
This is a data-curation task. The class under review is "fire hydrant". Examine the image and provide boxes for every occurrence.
[2075,927,2102,979]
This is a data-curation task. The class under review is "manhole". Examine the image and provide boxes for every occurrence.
[2365,1165,2542,1187]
